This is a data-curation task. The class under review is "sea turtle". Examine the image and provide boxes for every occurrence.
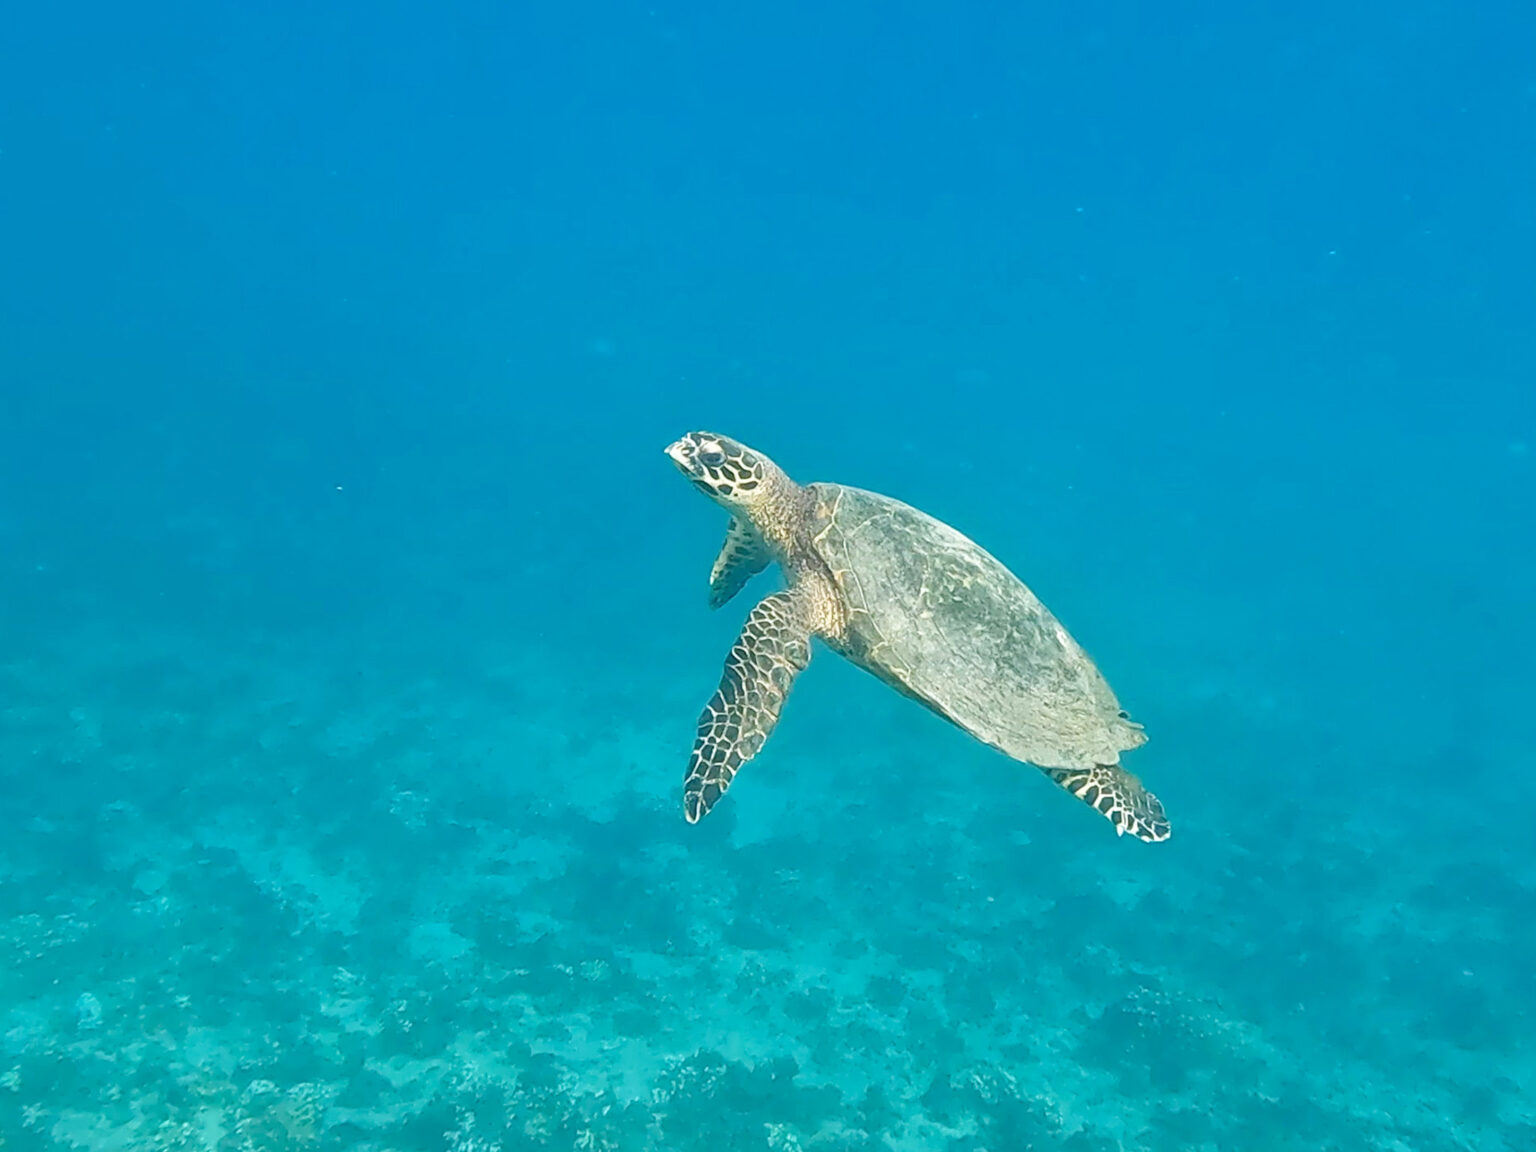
[664,431,1171,842]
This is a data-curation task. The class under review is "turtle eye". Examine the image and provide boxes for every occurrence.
[699,448,726,468]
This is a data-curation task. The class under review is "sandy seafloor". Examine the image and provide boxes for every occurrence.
[2,545,1533,1152]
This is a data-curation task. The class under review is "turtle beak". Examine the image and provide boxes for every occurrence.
[664,438,693,473]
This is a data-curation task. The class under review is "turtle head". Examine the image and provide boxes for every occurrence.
[665,431,780,513]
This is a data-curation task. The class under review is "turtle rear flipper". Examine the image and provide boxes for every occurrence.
[686,589,812,822]
[1043,764,1171,842]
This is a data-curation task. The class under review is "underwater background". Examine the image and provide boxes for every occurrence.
[2,1,1534,1149]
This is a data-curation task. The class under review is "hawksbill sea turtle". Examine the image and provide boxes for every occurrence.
[664,431,1170,843]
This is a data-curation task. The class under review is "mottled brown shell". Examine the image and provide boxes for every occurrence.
[806,483,1147,771]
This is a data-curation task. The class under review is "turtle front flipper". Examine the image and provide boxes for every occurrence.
[709,518,771,608]
[1043,764,1172,842]
[686,589,812,822]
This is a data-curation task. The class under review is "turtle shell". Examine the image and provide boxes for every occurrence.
[806,482,1146,770]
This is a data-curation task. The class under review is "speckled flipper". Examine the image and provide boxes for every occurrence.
[686,590,811,822]
[1044,764,1171,842]
[709,518,771,608]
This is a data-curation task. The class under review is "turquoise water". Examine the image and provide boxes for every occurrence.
[2,2,1534,1149]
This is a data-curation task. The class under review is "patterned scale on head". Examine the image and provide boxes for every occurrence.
[664,432,772,506]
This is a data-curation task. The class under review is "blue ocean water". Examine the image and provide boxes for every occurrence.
[2,0,1533,1148]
